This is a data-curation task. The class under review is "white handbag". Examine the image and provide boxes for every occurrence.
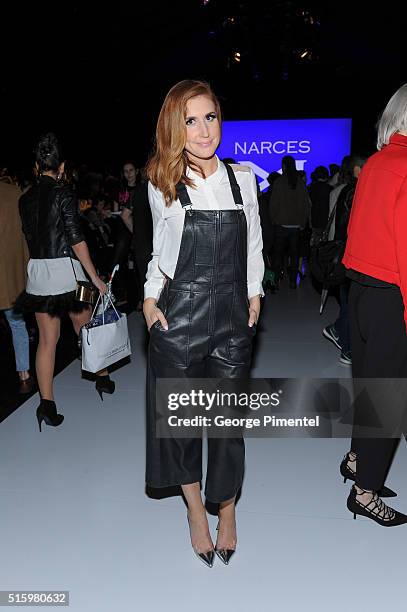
[81,291,131,373]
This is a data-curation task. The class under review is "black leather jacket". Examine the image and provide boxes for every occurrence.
[19,175,84,259]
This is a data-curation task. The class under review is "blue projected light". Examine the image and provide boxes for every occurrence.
[217,119,352,190]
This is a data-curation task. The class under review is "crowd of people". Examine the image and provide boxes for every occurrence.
[1,159,153,310]
[2,148,356,396]
[2,79,407,569]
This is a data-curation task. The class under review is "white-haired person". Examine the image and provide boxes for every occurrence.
[341,83,407,526]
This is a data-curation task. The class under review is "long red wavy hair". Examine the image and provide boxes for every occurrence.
[146,80,222,205]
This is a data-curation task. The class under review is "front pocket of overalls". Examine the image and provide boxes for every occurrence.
[149,289,177,331]
[227,295,256,363]
[149,282,173,333]
[149,319,161,333]
[152,282,176,319]
[150,290,190,366]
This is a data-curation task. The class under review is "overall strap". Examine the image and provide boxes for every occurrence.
[176,162,244,211]
[175,182,193,209]
[223,162,244,207]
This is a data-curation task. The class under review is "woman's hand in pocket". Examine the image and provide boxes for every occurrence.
[143,297,168,331]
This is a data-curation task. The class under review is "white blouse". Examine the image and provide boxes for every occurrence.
[144,157,265,300]
[26,257,87,296]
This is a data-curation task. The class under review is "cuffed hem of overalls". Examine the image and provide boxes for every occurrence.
[145,472,203,490]
[204,482,243,504]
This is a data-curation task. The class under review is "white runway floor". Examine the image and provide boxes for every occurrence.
[1,280,406,611]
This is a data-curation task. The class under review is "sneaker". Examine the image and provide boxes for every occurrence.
[339,350,352,365]
[322,324,342,350]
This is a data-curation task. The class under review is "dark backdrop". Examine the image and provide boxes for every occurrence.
[2,1,406,172]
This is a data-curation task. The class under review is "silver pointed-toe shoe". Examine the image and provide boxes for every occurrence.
[215,521,236,565]
[215,548,235,565]
[187,513,215,568]
[194,549,215,568]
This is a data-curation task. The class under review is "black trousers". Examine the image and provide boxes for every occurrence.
[334,279,350,353]
[349,281,407,490]
[271,225,300,282]
[146,280,255,503]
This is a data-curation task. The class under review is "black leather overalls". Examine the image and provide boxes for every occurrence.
[146,164,256,503]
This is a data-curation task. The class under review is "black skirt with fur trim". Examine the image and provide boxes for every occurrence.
[14,290,91,318]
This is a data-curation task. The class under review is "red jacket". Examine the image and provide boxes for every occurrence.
[343,133,407,327]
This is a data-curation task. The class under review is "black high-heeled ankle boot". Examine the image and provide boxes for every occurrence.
[95,375,115,401]
[36,399,64,432]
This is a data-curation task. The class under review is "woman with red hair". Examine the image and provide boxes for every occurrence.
[144,80,264,566]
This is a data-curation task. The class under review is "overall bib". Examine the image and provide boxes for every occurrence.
[146,164,256,503]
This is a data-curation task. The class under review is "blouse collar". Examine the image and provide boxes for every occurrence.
[186,155,228,186]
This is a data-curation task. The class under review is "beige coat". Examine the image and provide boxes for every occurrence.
[0,182,29,310]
